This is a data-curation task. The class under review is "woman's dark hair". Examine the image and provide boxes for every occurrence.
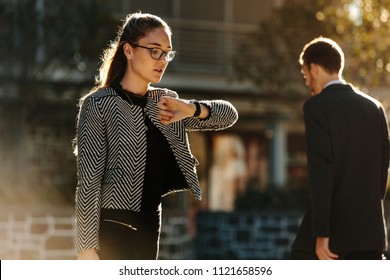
[299,37,344,74]
[95,12,171,90]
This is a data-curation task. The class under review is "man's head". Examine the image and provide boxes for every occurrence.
[299,37,344,95]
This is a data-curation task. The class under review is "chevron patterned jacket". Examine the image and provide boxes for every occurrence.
[74,86,238,254]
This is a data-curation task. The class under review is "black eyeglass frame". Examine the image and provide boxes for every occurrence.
[131,43,176,62]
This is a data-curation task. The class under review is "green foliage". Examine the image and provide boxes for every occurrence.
[232,1,329,100]
[233,0,390,98]
[319,0,390,89]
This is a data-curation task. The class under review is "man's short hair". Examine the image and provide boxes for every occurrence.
[299,37,344,74]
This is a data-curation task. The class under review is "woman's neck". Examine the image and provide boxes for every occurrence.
[120,76,149,96]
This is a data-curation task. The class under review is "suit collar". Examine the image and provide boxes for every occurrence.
[323,79,346,89]
[321,83,353,94]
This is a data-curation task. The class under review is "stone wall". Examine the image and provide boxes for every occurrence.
[0,207,76,260]
[0,206,192,260]
[195,210,390,260]
[159,213,194,260]
[2,207,389,260]
[195,211,302,260]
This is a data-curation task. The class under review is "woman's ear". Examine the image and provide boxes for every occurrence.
[123,43,132,59]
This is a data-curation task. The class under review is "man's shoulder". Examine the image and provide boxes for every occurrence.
[304,83,384,111]
[303,93,325,108]
[355,90,383,108]
[310,83,354,103]
[302,85,344,111]
[344,84,384,109]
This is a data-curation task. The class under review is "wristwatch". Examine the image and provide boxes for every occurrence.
[190,100,201,117]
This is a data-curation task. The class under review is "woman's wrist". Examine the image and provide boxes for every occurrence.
[188,100,210,119]
[190,100,201,117]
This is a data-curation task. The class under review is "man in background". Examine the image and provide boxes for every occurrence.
[290,37,389,260]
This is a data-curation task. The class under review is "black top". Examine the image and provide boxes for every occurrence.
[112,83,178,211]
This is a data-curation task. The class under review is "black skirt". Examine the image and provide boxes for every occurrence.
[98,207,162,260]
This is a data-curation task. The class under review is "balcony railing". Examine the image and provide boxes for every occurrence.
[167,19,257,75]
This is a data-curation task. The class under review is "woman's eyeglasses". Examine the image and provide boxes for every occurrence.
[131,44,176,62]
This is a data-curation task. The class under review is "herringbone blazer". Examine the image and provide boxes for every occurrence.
[74,86,238,254]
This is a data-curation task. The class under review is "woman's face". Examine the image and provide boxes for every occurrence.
[127,27,173,85]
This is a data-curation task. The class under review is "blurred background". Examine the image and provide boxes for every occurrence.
[1,0,390,259]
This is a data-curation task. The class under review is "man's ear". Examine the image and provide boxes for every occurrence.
[309,63,320,76]
[123,43,132,59]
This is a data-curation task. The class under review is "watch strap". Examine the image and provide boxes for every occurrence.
[191,100,201,117]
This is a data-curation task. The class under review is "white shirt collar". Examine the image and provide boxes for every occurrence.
[323,79,347,89]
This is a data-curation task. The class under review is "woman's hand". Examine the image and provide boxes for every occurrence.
[77,248,100,260]
[157,96,209,124]
[157,96,192,124]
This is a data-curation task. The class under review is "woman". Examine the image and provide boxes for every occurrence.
[74,12,238,260]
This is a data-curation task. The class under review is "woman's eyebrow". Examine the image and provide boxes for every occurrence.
[147,42,172,49]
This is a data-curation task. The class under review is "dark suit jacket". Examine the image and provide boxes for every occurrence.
[291,83,389,252]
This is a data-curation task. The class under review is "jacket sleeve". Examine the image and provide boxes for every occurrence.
[379,105,390,199]
[75,95,107,255]
[183,99,238,131]
[159,89,238,131]
[303,99,334,237]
